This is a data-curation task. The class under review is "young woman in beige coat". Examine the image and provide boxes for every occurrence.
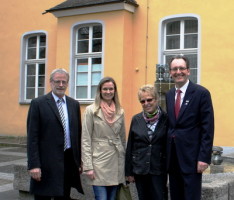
[82,77,126,200]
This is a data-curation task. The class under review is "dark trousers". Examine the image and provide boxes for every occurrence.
[34,148,76,200]
[134,174,168,200]
[169,140,202,200]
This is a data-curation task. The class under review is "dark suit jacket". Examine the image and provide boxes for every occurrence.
[166,81,214,174]
[125,109,168,176]
[27,92,83,196]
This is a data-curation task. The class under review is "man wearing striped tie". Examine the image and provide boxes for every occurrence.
[27,68,83,200]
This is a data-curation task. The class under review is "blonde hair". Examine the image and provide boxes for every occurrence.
[138,84,158,101]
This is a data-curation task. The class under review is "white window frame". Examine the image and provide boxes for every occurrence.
[158,14,201,84]
[19,31,47,104]
[70,21,104,103]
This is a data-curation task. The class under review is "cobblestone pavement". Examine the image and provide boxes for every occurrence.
[0,145,27,200]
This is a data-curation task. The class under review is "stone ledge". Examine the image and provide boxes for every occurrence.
[13,162,138,200]
[13,162,234,200]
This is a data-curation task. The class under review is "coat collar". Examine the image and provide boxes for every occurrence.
[95,106,124,135]
[135,108,167,142]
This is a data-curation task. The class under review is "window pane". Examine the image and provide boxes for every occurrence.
[92,39,102,52]
[27,48,36,59]
[92,57,101,65]
[76,86,87,98]
[185,34,198,48]
[93,25,102,38]
[40,35,46,46]
[167,21,180,35]
[77,65,88,72]
[78,41,88,53]
[26,88,35,99]
[77,73,88,85]
[92,72,101,85]
[92,64,102,71]
[38,88,45,96]
[91,86,97,98]
[78,27,89,40]
[39,47,46,59]
[186,54,197,67]
[28,36,37,47]
[38,76,45,87]
[27,76,35,87]
[77,59,88,72]
[166,36,180,49]
[189,68,197,83]
[185,20,198,33]
[27,64,36,75]
[39,64,45,75]
[92,57,102,71]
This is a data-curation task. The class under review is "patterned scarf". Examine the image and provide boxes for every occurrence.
[100,100,117,125]
[143,106,161,123]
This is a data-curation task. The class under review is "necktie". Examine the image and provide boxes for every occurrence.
[57,99,68,151]
[175,89,182,119]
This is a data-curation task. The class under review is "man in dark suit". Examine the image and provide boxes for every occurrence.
[166,55,214,200]
[27,68,83,200]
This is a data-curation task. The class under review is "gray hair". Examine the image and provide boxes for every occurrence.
[50,68,69,82]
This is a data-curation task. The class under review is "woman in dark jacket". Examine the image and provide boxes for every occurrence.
[125,84,168,200]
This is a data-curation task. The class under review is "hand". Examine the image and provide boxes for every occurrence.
[29,168,41,181]
[197,161,209,173]
[85,170,96,180]
[126,176,135,183]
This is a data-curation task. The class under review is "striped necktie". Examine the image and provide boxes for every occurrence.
[57,98,68,151]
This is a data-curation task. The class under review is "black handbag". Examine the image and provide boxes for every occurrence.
[116,183,132,200]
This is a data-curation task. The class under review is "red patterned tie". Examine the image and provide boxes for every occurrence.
[175,90,182,119]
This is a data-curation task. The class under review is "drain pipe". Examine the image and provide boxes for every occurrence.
[144,0,149,84]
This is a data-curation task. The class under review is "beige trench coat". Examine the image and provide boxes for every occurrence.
[81,104,126,186]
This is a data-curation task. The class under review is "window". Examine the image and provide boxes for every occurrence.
[161,17,199,83]
[156,17,199,109]
[20,33,46,103]
[72,23,103,101]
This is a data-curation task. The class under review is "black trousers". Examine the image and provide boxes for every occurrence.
[34,148,76,200]
[169,140,202,200]
[134,173,168,200]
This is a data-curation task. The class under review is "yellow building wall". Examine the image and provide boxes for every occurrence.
[0,0,234,147]
[0,0,64,136]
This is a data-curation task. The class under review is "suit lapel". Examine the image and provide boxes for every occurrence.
[151,112,167,142]
[136,113,151,142]
[167,88,176,122]
[46,92,63,127]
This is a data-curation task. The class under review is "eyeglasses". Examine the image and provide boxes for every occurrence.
[140,98,154,104]
[170,67,187,72]
[52,80,68,85]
